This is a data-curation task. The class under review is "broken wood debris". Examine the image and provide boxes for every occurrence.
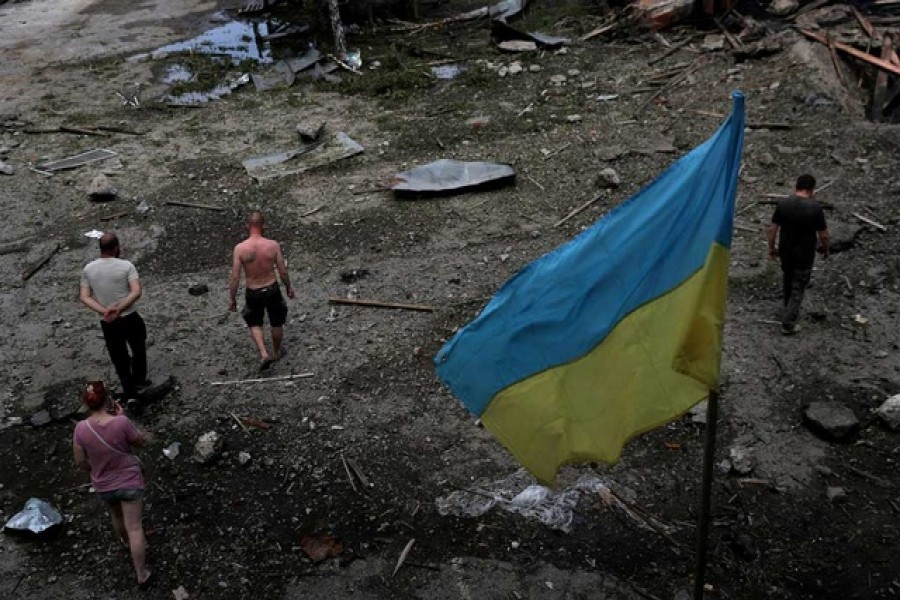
[393,539,416,576]
[164,200,225,211]
[555,193,604,227]
[22,243,61,281]
[100,211,130,222]
[240,416,272,430]
[799,29,900,76]
[851,211,887,231]
[210,373,314,386]
[328,297,435,312]
[230,412,252,436]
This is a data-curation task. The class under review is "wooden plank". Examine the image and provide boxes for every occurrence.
[21,243,61,281]
[164,200,225,211]
[851,212,887,231]
[328,297,435,312]
[799,29,900,76]
[871,35,893,121]
[210,373,314,385]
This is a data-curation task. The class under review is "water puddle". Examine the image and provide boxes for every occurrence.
[165,73,251,106]
[130,15,283,64]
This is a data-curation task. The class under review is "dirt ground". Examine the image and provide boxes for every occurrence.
[1,0,899,598]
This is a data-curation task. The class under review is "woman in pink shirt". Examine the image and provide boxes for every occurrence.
[73,381,151,586]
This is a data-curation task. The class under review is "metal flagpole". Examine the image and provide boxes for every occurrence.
[692,389,719,600]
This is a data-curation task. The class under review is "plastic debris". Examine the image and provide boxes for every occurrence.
[344,50,362,70]
[36,149,117,173]
[432,64,466,80]
[4,498,64,535]
[490,0,527,22]
[435,469,606,532]
[242,132,363,182]
[162,442,181,460]
[391,159,515,198]
[84,229,104,239]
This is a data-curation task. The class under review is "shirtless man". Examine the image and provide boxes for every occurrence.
[228,212,295,370]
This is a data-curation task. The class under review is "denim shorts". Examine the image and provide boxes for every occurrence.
[97,488,144,503]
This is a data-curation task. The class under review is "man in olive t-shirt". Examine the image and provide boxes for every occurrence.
[767,174,830,335]
[80,233,149,399]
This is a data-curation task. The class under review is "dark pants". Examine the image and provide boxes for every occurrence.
[781,262,812,327]
[100,312,147,398]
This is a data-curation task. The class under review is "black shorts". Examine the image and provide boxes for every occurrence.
[242,283,288,328]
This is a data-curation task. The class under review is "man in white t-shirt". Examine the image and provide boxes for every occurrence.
[80,233,149,399]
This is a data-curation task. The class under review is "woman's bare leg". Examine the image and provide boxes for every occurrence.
[121,499,149,583]
[107,501,128,547]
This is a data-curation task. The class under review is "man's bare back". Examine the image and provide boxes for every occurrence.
[235,236,280,289]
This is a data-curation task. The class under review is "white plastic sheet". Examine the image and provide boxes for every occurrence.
[4,498,63,535]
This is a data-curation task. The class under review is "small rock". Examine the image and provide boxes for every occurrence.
[565,114,582,123]
[238,451,252,465]
[775,145,801,155]
[188,284,209,296]
[757,152,775,166]
[875,394,900,431]
[768,0,799,15]
[194,431,224,464]
[162,442,181,461]
[814,464,835,477]
[716,459,732,475]
[88,173,117,201]
[729,446,755,475]
[826,486,847,503]
[702,34,725,52]
[567,69,581,77]
[297,122,326,143]
[507,62,523,76]
[596,167,620,188]
[0,161,14,176]
[689,400,708,424]
[498,66,509,78]
[528,64,541,73]
[550,74,567,85]
[30,410,52,428]
[498,40,537,52]
[173,586,191,600]
[466,115,491,128]
[803,401,859,442]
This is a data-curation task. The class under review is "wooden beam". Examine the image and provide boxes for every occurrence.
[871,35,894,121]
[21,243,61,281]
[799,29,900,76]
[328,297,435,312]
[164,200,225,211]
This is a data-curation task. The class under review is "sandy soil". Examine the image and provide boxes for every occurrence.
[1,0,899,598]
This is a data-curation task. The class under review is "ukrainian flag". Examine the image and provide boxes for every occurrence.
[435,93,745,485]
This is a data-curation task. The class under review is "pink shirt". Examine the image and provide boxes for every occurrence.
[73,416,144,493]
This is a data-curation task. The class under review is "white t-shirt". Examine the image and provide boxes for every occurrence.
[81,258,140,316]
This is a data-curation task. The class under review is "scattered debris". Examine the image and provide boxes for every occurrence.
[391,159,515,197]
[36,149,117,173]
[4,498,63,536]
[162,442,181,461]
[240,416,272,430]
[88,173,117,202]
[803,401,860,442]
[875,394,900,430]
[299,533,344,562]
[492,21,570,50]
[242,132,363,182]
[436,469,613,533]
[238,451,252,465]
[328,297,435,312]
[209,373,314,386]
[193,431,224,464]
[188,284,210,296]
[341,452,369,494]
[636,0,694,30]
[393,538,416,576]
